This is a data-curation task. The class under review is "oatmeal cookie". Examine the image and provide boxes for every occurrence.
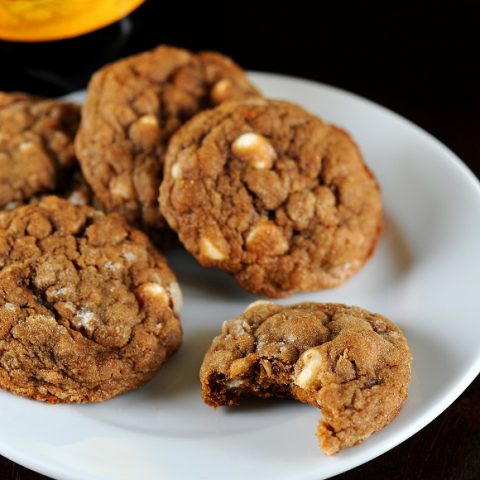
[0,91,80,209]
[200,301,412,455]
[75,44,260,230]
[0,196,182,403]
[160,98,382,297]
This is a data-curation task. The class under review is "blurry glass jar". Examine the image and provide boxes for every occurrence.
[0,0,146,94]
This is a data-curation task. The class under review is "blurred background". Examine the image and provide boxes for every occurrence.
[0,0,479,479]
[0,0,478,169]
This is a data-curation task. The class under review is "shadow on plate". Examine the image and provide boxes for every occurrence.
[166,249,254,302]
[402,325,460,412]
[382,211,414,278]
[223,396,299,413]
[140,327,220,401]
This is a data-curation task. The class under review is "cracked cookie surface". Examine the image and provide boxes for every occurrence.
[160,98,382,298]
[0,196,182,403]
[75,44,260,231]
[0,91,80,209]
[200,302,411,455]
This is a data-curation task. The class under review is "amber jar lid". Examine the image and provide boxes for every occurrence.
[0,0,145,42]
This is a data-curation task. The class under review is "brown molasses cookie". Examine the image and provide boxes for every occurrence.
[160,98,382,297]
[0,196,182,403]
[200,301,412,455]
[75,44,260,231]
[0,91,80,209]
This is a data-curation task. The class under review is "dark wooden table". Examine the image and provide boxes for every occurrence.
[1,1,479,478]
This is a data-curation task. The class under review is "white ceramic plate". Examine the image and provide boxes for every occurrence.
[1,72,480,480]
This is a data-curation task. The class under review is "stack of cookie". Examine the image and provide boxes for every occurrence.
[75,45,382,299]
[0,45,410,455]
[0,46,261,404]
[0,90,182,403]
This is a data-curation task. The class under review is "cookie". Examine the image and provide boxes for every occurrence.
[0,91,80,209]
[0,196,182,403]
[160,98,382,297]
[200,301,412,455]
[75,44,260,231]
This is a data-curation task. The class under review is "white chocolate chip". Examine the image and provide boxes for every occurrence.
[210,78,233,103]
[122,250,138,264]
[110,175,134,200]
[168,282,183,314]
[199,237,226,261]
[171,162,182,179]
[136,282,169,304]
[246,223,288,255]
[139,114,158,126]
[294,348,324,389]
[245,300,274,311]
[74,309,96,330]
[68,191,88,206]
[231,132,276,169]
[129,114,161,150]
[19,141,35,152]
[1,302,15,312]
[227,379,245,389]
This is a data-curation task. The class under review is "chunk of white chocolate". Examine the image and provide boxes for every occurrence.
[294,348,324,389]
[136,282,169,305]
[171,162,182,179]
[210,78,234,103]
[246,222,288,255]
[231,132,276,169]
[18,141,35,152]
[110,175,134,200]
[199,237,226,261]
[227,379,245,389]
[138,114,158,126]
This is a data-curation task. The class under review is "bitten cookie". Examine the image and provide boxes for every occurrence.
[0,196,182,403]
[0,91,80,209]
[160,98,382,297]
[75,44,260,231]
[200,302,412,455]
